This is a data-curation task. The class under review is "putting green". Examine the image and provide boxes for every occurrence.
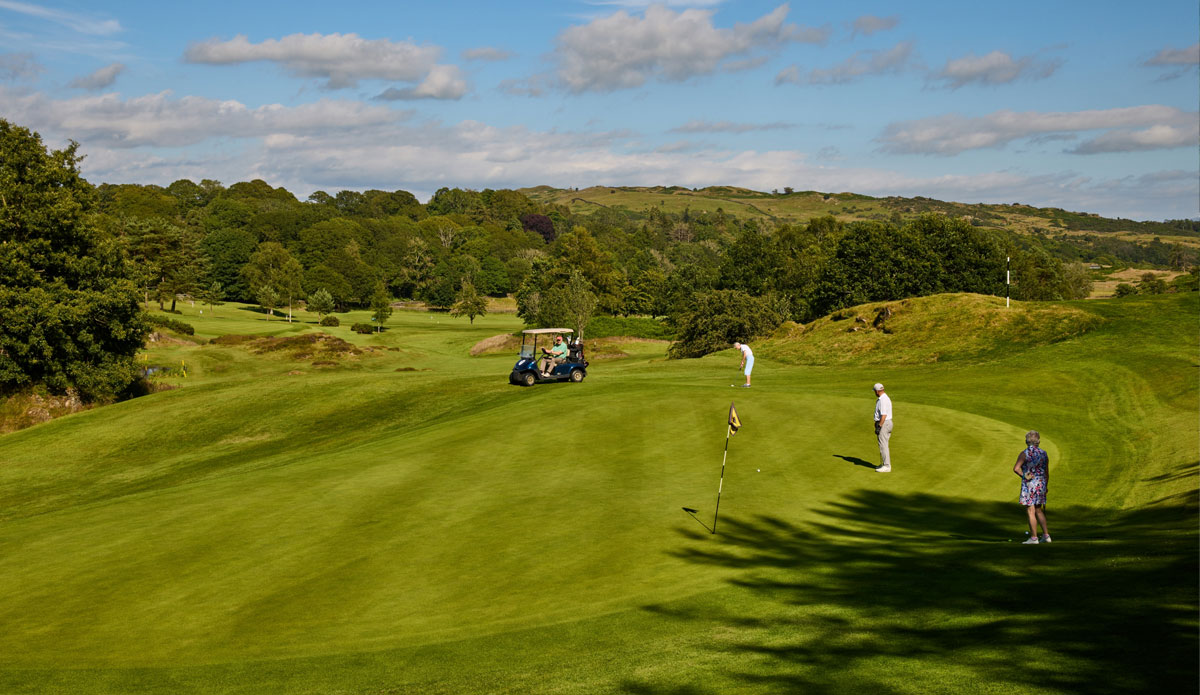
[0,385,1029,667]
[0,294,1193,693]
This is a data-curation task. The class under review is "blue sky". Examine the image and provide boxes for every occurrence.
[1,0,1196,219]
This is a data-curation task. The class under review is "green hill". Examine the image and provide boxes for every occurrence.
[763,293,1104,365]
[0,294,1194,693]
[520,185,1200,250]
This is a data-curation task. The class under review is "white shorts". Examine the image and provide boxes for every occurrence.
[744,355,754,376]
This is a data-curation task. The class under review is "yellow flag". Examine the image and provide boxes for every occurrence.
[728,402,741,435]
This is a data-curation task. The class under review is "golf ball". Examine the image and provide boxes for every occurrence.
[756,469,761,472]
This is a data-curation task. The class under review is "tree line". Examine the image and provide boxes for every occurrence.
[3,117,1191,401]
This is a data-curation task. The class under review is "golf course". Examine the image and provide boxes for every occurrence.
[0,291,1195,694]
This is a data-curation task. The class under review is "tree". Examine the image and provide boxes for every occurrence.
[1137,272,1167,295]
[1061,262,1094,300]
[667,290,780,359]
[198,281,224,315]
[1113,283,1137,298]
[243,242,304,322]
[370,283,393,333]
[0,119,147,400]
[156,225,207,312]
[450,280,488,324]
[255,285,279,319]
[558,270,597,338]
[201,227,257,301]
[521,213,556,243]
[306,287,335,318]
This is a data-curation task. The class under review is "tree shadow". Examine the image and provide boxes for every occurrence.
[624,490,1198,694]
[832,454,877,469]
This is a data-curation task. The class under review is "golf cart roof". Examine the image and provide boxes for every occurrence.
[521,328,573,335]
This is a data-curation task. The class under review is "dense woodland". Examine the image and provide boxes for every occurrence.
[95,177,1105,321]
[2,118,1197,400]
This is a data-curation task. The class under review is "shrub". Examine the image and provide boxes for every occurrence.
[1113,283,1137,298]
[145,314,195,335]
[319,315,340,327]
[351,322,374,334]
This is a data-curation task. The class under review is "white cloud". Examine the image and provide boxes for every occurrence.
[68,62,124,90]
[554,3,828,92]
[10,92,1190,220]
[878,105,1198,155]
[183,32,463,96]
[374,64,467,100]
[850,15,898,37]
[1069,124,1196,154]
[1143,42,1199,81]
[584,1,726,7]
[0,0,120,35]
[933,50,1061,88]
[462,46,513,62]
[815,145,841,161]
[0,87,407,147]
[654,140,701,153]
[0,51,41,81]
[1144,42,1199,66]
[669,119,794,133]
[776,41,914,85]
[498,75,550,97]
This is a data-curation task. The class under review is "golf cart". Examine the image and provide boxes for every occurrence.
[509,328,588,386]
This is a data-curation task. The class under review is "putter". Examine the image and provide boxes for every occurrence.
[681,507,698,514]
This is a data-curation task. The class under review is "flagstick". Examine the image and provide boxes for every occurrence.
[713,424,731,534]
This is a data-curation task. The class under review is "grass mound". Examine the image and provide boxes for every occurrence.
[764,293,1104,365]
[0,389,91,434]
[211,332,367,363]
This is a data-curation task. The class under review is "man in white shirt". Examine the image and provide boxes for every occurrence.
[873,382,893,472]
[733,342,754,388]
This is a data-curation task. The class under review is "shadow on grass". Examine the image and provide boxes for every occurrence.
[626,490,1198,694]
[832,453,877,469]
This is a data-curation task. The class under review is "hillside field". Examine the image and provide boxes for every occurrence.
[0,293,1195,694]
[521,185,1200,250]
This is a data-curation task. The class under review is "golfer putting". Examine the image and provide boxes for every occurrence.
[733,342,754,387]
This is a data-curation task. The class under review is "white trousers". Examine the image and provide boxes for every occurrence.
[877,420,893,468]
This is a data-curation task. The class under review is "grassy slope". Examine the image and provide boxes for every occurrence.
[521,185,1200,249]
[0,295,1194,694]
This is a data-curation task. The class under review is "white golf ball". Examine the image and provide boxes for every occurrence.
[756,468,761,472]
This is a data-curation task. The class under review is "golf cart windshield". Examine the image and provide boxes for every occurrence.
[520,328,573,360]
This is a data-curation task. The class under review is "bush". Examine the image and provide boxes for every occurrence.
[319,315,340,327]
[351,322,374,334]
[145,314,195,335]
[1113,283,1137,298]
[667,290,781,359]
[584,316,674,340]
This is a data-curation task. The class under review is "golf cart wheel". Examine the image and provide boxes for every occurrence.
[521,372,536,387]
[569,369,584,383]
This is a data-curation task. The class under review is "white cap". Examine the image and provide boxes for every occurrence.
[873,383,884,391]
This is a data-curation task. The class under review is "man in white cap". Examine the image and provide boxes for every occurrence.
[873,383,893,472]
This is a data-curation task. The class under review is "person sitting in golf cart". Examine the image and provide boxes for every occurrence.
[538,334,569,376]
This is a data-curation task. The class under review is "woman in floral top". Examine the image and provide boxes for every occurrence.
[1013,430,1051,544]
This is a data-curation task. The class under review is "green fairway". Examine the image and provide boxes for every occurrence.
[0,294,1195,694]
